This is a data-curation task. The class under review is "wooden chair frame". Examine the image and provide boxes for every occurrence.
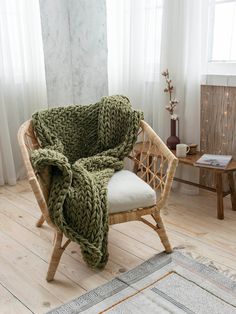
[18,120,178,281]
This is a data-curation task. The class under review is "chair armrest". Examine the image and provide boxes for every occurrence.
[129,120,178,208]
[17,120,61,230]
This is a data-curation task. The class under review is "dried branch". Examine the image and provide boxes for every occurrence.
[162,69,179,118]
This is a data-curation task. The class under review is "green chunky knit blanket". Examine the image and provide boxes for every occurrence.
[31,95,143,268]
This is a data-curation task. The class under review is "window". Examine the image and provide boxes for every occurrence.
[206,0,236,75]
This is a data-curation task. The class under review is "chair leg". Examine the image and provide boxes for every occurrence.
[152,212,172,253]
[46,231,64,282]
[36,214,45,227]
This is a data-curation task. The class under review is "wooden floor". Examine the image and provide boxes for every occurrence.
[0,180,236,314]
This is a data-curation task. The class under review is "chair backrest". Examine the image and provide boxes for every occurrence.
[18,119,178,227]
[129,120,178,209]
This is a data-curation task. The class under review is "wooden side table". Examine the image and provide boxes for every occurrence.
[172,151,236,219]
[133,142,236,219]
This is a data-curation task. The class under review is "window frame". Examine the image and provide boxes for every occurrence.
[205,0,236,76]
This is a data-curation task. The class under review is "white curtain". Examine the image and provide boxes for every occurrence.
[0,0,47,185]
[107,0,205,143]
[107,0,163,125]
[107,0,206,191]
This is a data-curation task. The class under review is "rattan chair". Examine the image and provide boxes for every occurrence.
[18,119,178,281]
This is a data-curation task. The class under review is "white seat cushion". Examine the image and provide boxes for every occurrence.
[108,170,156,214]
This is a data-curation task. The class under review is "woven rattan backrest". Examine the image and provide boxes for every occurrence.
[129,120,178,208]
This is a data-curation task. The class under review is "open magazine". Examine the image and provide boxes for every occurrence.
[194,154,232,169]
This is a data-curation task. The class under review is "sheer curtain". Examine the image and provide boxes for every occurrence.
[107,0,163,124]
[107,0,206,191]
[0,0,47,185]
[159,0,206,191]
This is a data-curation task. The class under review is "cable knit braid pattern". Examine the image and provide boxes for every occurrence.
[30,95,143,268]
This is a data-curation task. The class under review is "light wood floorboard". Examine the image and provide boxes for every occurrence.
[0,180,236,313]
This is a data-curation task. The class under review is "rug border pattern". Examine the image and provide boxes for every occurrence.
[48,251,236,313]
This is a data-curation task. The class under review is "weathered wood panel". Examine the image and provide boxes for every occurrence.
[200,85,236,188]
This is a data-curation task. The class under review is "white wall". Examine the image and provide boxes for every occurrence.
[39,0,108,106]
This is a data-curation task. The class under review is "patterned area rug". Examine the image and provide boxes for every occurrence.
[48,252,236,314]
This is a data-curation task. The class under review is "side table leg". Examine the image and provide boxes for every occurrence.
[228,172,236,211]
[215,173,224,220]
